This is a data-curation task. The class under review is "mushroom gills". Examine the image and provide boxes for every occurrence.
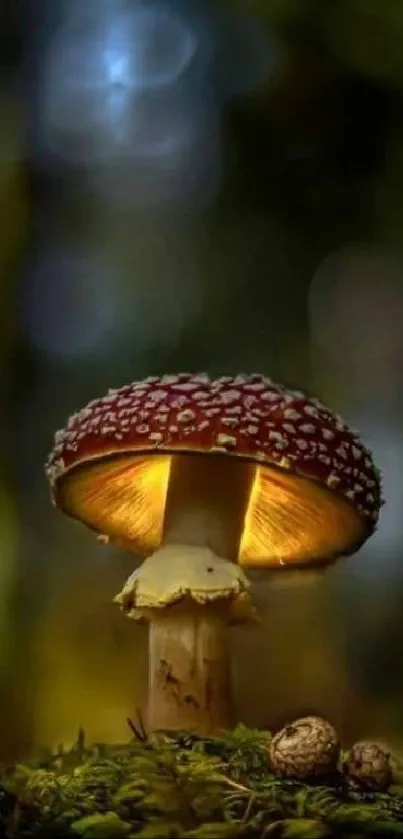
[60,451,367,567]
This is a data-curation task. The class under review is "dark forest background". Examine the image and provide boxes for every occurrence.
[1,0,403,761]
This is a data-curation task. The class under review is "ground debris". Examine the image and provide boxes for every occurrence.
[2,724,403,838]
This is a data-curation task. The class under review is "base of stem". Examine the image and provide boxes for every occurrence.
[148,603,232,734]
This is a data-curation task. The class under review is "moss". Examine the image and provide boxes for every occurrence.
[2,723,403,838]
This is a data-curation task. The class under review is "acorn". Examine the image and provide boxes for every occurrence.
[344,742,393,792]
[268,716,340,781]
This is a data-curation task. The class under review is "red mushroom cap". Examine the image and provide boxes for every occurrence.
[45,373,382,566]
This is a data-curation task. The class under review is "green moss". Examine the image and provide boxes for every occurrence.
[2,724,403,838]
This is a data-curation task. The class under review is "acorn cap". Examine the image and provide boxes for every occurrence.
[269,715,340,780]
[45,373,382,568]
[345,741,393,792]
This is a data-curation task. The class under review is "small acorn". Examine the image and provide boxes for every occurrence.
[268,715,340,781]
[344,742,393,792]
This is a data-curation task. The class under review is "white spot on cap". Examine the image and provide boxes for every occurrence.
[244,396,258,408]
[244,381,266,391]
[136,424,150,434]
[193,374,210,384]
[322,428,335,440]
[284,408,302,420]
[221,416,239,428]
[101,425,116,435]
[215,376,233,386]
[304,404,320,418]
[216,433,236,448]
[171,396,188,408]
[318,454,331,464]
[261,391,281,402]
[269,430,287,447]
[146,389,167,403]
[177,409,196,423]
[352,445,363,460]
[327,474,340,488]
[299,423,316,434]
[220,389,241,404]
[283,423,297,434]
[161,375,179,384]
[174,382,199,391]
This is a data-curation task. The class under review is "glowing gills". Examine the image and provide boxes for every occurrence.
[60,451,365,567]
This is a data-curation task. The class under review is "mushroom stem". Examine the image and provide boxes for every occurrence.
[115,544,254,734]
[116,454,256,734]
[162,454,254,558]
[148,602,232,733]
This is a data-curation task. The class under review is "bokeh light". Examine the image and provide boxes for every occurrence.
[21,244,126,361]
[308,245,403,394]
[20,233,205,364]
[85,89,222,210]
[36,0,224,209]
[338,417,403,577]
[39,0,207,162]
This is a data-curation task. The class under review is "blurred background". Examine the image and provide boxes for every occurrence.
[1,0,403,760]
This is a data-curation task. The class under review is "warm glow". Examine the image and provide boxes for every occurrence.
[239,465,367,567]
[31,563,146,750]
[60,451,366,566]
[61,454,172,553]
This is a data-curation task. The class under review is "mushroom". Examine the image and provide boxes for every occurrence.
[45,373,382,734]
